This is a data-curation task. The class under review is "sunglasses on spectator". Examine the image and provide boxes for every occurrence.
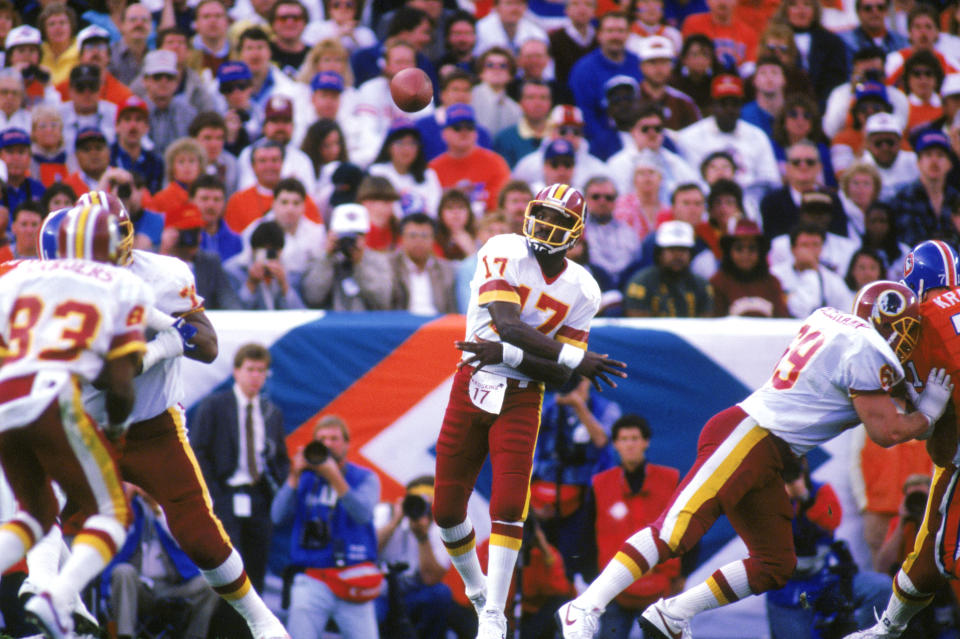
[788,157,818,167]
[786,109,812,120]
[588,193,616,201]
[73,82,99,93]
[608,94,634,105]
[640,124,664,134]
[548,159,574,168]
[859,2,885,11]
[451,122,475,132]
[557,126,582,136]
[221,81,251,94]
[150,73,177,81]
[484,61,510,70]
[910,68,935,78]
[870,137,899,148]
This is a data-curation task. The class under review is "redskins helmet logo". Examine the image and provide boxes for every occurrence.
[876,289,905,316]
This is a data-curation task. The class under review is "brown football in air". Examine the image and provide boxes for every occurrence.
[390,68,433,113]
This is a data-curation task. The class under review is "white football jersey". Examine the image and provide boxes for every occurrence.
[740,307,904,455]
[84,250,206,424]
[465,234,601,381]
[0,259,152,430]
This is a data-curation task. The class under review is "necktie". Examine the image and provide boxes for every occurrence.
[245,402,260,484]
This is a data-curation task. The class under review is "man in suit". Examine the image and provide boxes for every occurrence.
[759,140,847,240]
[390,213,457,314]
[189,343,290,592]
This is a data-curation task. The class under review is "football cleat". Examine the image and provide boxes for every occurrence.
[467,586,487,618]
[476,608,507,639]
[24,591,74,639]
[555,600,602,639]
[638,598,692,639]
[842,609,904,638]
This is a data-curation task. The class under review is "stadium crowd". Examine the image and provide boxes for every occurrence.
[2,0,960,637]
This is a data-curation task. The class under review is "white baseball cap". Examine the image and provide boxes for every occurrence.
[655,220,695,248]
[942,74,960,98]
[638,36,675,62]
[143,50,178,76]
[865,112,902,136]
[330,203,371,236]
[4,25,41,50]
[77,24,110,50]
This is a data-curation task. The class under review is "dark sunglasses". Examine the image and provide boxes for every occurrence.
[640,124,664,134]
[221,81,251,94]
[786,109,812,120]
[608,94,634,105]
[788,157,818,167]
[557,126,582,136]
[859,2,886,11]
[548,158,574,168]
[910,68,935,78]
[73,81,100,93]
[588,193,616,201]
[870,137,898,149]
[450,122,475,132]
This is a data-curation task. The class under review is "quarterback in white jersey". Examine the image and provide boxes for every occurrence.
[435,184,627,639]
[0,204,151,639]
[558,281,954,639]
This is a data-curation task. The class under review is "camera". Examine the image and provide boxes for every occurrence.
[904,489,929,524]
[336,234,358,258]
[109,179,132,200]
[303,440,329,465]
[401,494,429,520]
[300,517,330,550]
[21,65,50,84]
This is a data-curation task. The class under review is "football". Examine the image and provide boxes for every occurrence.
[390,68,433,113]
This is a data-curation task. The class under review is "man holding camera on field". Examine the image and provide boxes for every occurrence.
[272,415,383,639]
[375,476,453,639]
[301,203,395,310]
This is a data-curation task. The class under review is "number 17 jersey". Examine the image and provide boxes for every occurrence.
[465,234,601,381]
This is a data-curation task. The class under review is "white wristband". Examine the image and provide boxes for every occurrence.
[917,413,936,440]
[558,343,585,369]
[140,327,185,372]
[501,342,523,367]
[146,307,177,331]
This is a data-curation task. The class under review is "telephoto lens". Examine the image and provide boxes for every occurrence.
[303,440,329,465]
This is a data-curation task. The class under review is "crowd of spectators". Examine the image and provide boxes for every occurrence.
[1,0,958,320]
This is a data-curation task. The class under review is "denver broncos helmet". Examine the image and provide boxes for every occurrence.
[57,202,125,264]
[76,190,134,265]
[522,183,586,254]
[901,240,959,299]
[853,280,921,362]
[37,207,71,260]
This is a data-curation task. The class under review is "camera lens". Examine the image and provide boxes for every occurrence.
[117,183,132,199]
[303,440,329,465]
[401,494,429,520]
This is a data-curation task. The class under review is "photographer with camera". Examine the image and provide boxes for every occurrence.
[766,456,892,639]
[226,219,306,310]
[374,476,453,639]
[301,203,395,310]
[271,415,383,639]
[3,25,59,109]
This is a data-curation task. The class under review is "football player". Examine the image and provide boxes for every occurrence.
[846,241,960,639]
[0,202,153,639]
[435,183,627,639]
[556,281,953,639]
[26,191,291,639]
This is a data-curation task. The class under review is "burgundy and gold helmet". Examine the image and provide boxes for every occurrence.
[522,183,586,254]
[77,190,134,265]
[853,280,921,362]
[57,202,125,265]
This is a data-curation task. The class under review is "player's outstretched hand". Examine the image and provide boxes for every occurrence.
[576,351,627,391]
[456,339,502,373]
[917,368,954,427]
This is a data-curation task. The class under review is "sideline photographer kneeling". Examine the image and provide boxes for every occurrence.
[271,416,382,639]
[374,476,453,639]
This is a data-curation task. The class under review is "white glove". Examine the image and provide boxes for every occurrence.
[140,326,185,373]
[146,307,177,331]
[915,368,954,438]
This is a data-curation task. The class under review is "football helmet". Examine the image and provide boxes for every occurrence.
[76,190,134,265]
[901,240,959,299]
[37,207,70,260]
[57,202,124,264]
[522,183,586,254]
[853,280,921,362]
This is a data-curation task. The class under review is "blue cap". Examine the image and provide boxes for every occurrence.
[854,80,888,104]
[543,138,574,160]
[444,103,475,128]
[75,126,106,149]
[217,61,252,84]
[0,128,30,150]
[310,71,344,92]
[604,74,639,95]
[389,117,418,135]
[914,129,951,154]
